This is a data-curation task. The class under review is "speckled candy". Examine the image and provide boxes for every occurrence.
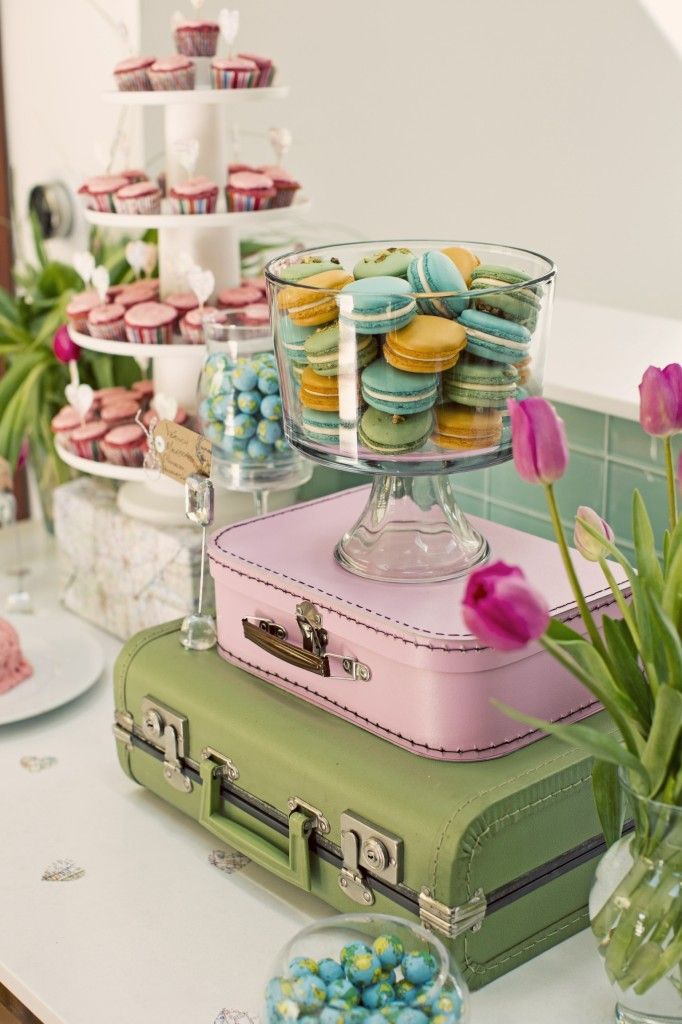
[395,1011,428,1024]
[233,413,257,439]
[318,959,345,984]
[266,978,294,1003]
[257,419,283,445]
[237,389,261,414]
[327,978,360,1008]
[431,1014,460,1024]
[360,982,395,1010]
[292,974,327,1012]
[319,1010,346,1024]
[258,366,280,394]
[247,437,272,461]
[429,993,462,1016]
[273,998,300,1021]
[340,943,372,966]
[394,979,418,1004]
[345,950,382,987]
[260,393,283,420]
[372,935,404,970]
[232,362,259,391]
[402,953,437,986]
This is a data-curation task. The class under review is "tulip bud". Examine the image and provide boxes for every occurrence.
[462,561,550,652]
[574,506,614,561]
[638,364,682,437]
[507,397,569,485]
[52,325,80,364]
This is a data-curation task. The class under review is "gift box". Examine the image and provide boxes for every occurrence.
[54,478,213,640]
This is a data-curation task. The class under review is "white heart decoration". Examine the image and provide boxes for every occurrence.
[72,251,95,285]
[174,138,200,178]
[187,266,215,307]
[91,266,110,303]
[269,127,292,165]
[142,243,157,277]
[65,383,94,421]
[219,9,240,48]
[151,393,178,423]
[125,241,149,277]
[171,9,184,30]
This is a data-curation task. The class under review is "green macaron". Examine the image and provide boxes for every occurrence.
[359,406,433,454]
[443,353,519,408]
[304,322,379,376]
[353,246,414,280]
[470,265,541,327]
[278,258,343,282]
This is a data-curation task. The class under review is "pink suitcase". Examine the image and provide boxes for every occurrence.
[208,487,625,761]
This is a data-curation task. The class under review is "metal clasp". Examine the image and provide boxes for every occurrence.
[338,812,403,906]
[296,601,328,658]
[201,746,240,782]
[418,887,487,938]
[140,696,193,794]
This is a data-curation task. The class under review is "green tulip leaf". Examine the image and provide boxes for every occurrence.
[632,490,664,596]
[641,685,682,799]
[592,759,625,847]
[601,616,653,730]
[545,617,585,644]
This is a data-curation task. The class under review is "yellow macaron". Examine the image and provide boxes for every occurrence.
[384,315,466,374]
[441,246,480,286]
[299,366,340,411]
[433,403,502,450]
[277,269,353,327]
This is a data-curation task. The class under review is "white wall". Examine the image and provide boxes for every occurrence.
[140,0,682,319]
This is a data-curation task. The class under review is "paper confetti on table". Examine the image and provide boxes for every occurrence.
[21,755,58,772]
[42,859,85,882]
[208,849,250,874]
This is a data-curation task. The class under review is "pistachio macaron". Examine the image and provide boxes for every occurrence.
[359,407,433,455]
[384,315,466,374]
[278,257,343,282]
[470,265,540,328]
[442,354,519,408]
[353,246,414,279]
[277,269,353,327]
[304,322,378,376]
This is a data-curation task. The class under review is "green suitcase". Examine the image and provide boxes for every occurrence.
[114,619,616,990]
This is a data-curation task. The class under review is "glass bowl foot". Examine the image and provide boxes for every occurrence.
[335,473,490,583]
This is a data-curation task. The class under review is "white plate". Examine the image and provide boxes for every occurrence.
[82,198,311,230]
[103,85,289,107]
[0,611,105,725]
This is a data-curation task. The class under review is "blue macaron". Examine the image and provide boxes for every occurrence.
[339,276,416,335]
[301,408,340,445]
[278,317,313,365]
[407,250,469,318]
[361,359,438,415]
[458,308,531,364]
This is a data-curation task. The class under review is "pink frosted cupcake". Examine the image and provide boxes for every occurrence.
[169,177,219,214]
[70,421,108,461]
[113,181,162,215]
[217,283,262,309]
[125,302,176,344]
[131,379,155,409]
[117,281,160,307]
[87,302,126,340]
[259,165,301,208]
[101,424,147,467]
[179,306,220,342]
[93,386,128,411]
[228,163,256,174]
[50,406,94,451]
[211,56,258,90]
[142,407,187,429]
[114,56,155,91]
[148,56,195,91]
[101,398,140,429]
[79,175,127,212]
[165,292,199,318]
[239,303,270,328]
[237,53,276,87]
[243,276,267,297]
[174,20,220,57]
[66,290,104,333]
[118,169,148,185]
[226,171,276,212]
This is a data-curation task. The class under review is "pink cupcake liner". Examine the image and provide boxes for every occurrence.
[88,320,126,341]
[149,67,195,91]
[225,189,275,212]
[174,27,219,57]
[66,313,90,333]
[72,436,106,461]
[113,192,161,215]
[115,68,151,91]
[100,441,146,467]
[211,68,257,89]
[86,191,120,213]
[168,194,218,214]
[259,66,276,87]
[272,185,300,209]
[125,323,174,345]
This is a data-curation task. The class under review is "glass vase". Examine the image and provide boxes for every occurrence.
[589,774,682,1024]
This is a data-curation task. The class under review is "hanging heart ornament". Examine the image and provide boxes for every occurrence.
[65,383,94,420]
[72,251,95,285]
[219,9,240,48]
[126,241,156,278]
[187,265,215,307]
[174,138,200,178]
[91,265,110,303]
[151,393,179,423]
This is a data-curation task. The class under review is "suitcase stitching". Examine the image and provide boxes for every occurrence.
[463,909,588,975]
[219,642,600,755]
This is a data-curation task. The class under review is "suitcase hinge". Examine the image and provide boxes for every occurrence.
[418,887,487,939]
[140,697,193,795]
[201,746,240,782]
[112,710,134,751]
[338,812,403,907]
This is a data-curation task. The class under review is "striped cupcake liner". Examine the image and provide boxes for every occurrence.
[67,315,90,333]
[149,68,196,91]
[125,323,174,345]
[271,186,299,209]
[88,192,119,213]
[179,323,205,343]
[258,66,276,88]
[100,442,145,467]
[168,193,218,214]
[73,439,105,461]
[225,190,274,212]
[211,69,257,90]
[113,194,161,216]
[115,70,151,91]
[89,321,127,341]
[174,29,219,57]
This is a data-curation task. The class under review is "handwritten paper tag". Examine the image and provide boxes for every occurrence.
[154,419,212,484]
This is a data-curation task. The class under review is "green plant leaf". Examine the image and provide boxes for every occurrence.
[0,288,22,324]
[641,685,682,798]
[0,313,34,348]
[35,261,81,299]
[645,588,682,692]
[0,358,49,466]
[601,616,653,729]
[662,539,682,635]
[592,759,625,846]
[30,210,48,268]
[632,490,664,596]
[545,617,585,644]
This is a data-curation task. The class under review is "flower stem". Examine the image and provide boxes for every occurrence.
[663,436,677,533]
[599,557,639,647]
[545,484,607,659]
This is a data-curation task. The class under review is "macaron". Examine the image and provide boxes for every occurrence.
[304,322,378,376]
[361,360,438,416]
[384,315,466,374]
[470,265,541,327]
[278,258,343,282]
[277,269,353,327]
[457,308,531,364]
[407,250,468,317]
[441,246,480,285]
[359,407,433,455]
[299,366,339,411]
[301,408,341,445]
[433,403,503,450]
[339,277,416,335]
[442,354,519,408]
[278,317,313,365]
[353,247,414,280]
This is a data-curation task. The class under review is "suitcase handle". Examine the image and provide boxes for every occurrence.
[199,758,312,891]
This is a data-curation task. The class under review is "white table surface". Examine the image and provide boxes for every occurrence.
[0,523,619,1024]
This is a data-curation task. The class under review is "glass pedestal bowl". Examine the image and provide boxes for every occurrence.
[266,240,556,582]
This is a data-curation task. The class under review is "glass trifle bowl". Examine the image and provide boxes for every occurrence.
[266,240,556,582]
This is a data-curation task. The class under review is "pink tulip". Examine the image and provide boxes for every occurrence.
[574,506,614,561]
[507,397,569,485]
[52,325,80,364]
[638,364,682,437]
[462,561,550,651]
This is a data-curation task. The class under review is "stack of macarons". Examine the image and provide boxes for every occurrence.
[271,243,544,457]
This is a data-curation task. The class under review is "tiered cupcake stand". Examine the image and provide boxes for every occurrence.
[57,80,310,525]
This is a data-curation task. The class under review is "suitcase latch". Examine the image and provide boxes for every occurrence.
[418,887,487,939]
[141,697,193,794]
[338,812,403,906]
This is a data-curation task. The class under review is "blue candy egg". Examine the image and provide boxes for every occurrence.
[198,398,212,420]
[366,1016,388,1024]
[237,389,262,414]
[320,1009,346,1024]
[257,419,283,445]
[247,437,272,462]
[292,974,327,1012]
[327,978,360,1008]
[394,979,418,1004]
[345,950,382,988]
[372,935,404,970]
[232,363,258,391]
[203,422,224,445]
[274,436,289,452]
[378,970,396,986]
[273,999,300,1021]
[233,413,257,439]
[377,1008,402,1024]
[431,1014,461,1024]
[265,978,294,1003]
[346,1011,370,1024]
[360,982,394,1010]
[340,943,372,966]
[319,959,345,984]
[395,1011,429,1024]
[260,393,283,421]
[402,953,437,986]
[209,394,231,421]
[258,366,280,395]
[205,352,232,374]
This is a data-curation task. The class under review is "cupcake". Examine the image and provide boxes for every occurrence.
[113,181,162,215]
[131,379,155,409]
[125,301,177,344]
[118,169,148,185]
[211,56,258,90]
[87,302,126,340]
[237,52,276,87]
[225,171,276,212]
[78,175,127,212]
[228,163,257,174]
[114,56,155,91]
[168,177,219,214]
[117,280,160,307]
[148,56,195,91]
[259,165,300,208]
[165,292,199,318]
[217,283,262,309]
[101,424,147,467]
[244,276,267,297]
[66,290,104,333]
[101,398,140,429]
[93,386,129,410]
[179,306,221,342]
[70,421,108,461]
[142,407,188,429]
[174,20,220,57]
[50,406,94,451]
[239,303,270,328]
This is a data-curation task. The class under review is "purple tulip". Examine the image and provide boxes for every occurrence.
[507,397,569,485]
[462,561,550,651]
[52,324,80,364]
[574,506,614,561]
[639,364,682,437]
